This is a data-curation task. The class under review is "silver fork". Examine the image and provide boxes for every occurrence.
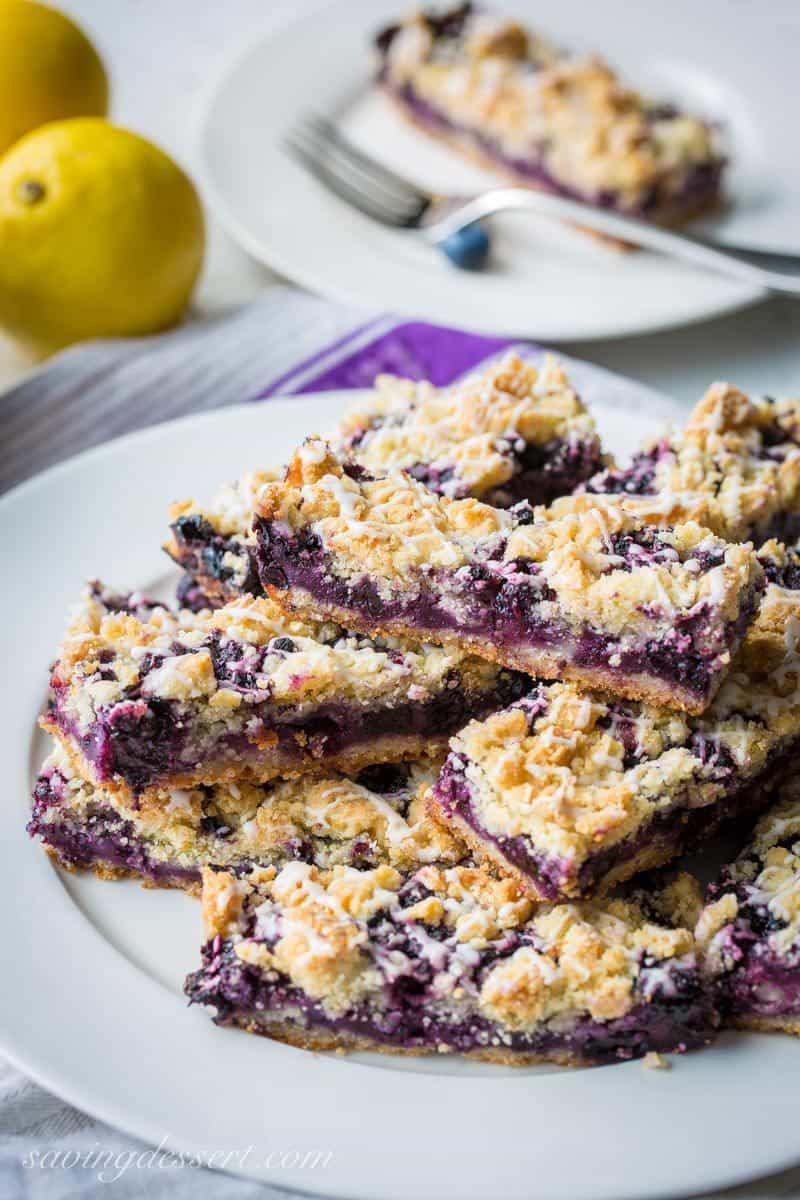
[285,114,800,293]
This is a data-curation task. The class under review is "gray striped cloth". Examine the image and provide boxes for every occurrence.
[1,289,371,494]
[1,285,678,495]
[3,286,798,1200]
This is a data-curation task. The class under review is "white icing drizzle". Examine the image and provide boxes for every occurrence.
[166,788,193,812]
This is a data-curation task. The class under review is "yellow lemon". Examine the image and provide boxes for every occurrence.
[0,118,205,354]
[0,0,108,154]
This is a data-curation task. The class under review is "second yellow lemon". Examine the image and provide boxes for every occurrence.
[0,0,108,154]
[0,118,205,354]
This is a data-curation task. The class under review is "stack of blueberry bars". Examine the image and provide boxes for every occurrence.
[29,351,800,1066]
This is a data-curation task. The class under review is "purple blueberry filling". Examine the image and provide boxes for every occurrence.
[186,902,712,1062]
[27,771,200,887]
[583,443,669,499]
[253,517,763,705]
[167,514,259,607]
[713,950,800,1021]
[485,434,606,508]
[50,661,527,796]
[706,855,800,1021]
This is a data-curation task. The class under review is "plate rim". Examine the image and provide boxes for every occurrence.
[4,391,800,1200]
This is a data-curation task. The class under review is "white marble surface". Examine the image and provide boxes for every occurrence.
[0,0,797,405]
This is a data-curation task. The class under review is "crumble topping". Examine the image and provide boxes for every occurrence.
[642,1051,670,1069]
[651,873,705,931]
[585,383,800,543]
[51,583,503,735]
[33,747,465,875]
[338,353,601,500]
[167,356,601,583]
[256,440,762,642]
[202,860,698,1027]
[437,570,800,872]
[170,468,280,539]
[699,781,800,965]
[259,439,506,575]
[378,5,722,210]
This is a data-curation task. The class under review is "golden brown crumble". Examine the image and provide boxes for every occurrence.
[256,441,762,645]
[380,9,720,209]
[203,860,697,1029]
[169,468,280,539]
[51,584,503,733]
[591,383,800,542]
[35,745,465,876]
[338,353,599,499]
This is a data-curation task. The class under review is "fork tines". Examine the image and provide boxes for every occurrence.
[284,114,429,227]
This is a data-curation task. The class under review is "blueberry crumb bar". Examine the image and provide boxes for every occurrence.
[375,4,725,226]
[427,553,800,900]
[185,861,713,1063]
[165,354,604,607]
[253,441,764,714]
[166,469,279,609]
[42,583,527,804]
[698,779,800,1034]
[338,353,604,506]
[29,749,462,893]
[583,383,800,544]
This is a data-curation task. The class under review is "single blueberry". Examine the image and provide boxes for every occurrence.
[511,502,535,526]
[175,513,216,542]
[271,637,296,653]
[437,222,491,270]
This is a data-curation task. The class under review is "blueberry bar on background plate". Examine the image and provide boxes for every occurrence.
[698,778,800,1034]
[29,749,463,892]
[253,441,764,714]
[584,383,800,543]
[428,554,800,900]
[42,583,526,806]
[374,4,725,226]
[165,354,604,607]
[185,861,713,1063]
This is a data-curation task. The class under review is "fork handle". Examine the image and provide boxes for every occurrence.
[426,189,800,296]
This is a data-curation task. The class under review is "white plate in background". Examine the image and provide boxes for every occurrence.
[199,0,800,340]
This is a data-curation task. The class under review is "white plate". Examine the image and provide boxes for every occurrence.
[199,0,800,341]
[3,388,800,1200]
